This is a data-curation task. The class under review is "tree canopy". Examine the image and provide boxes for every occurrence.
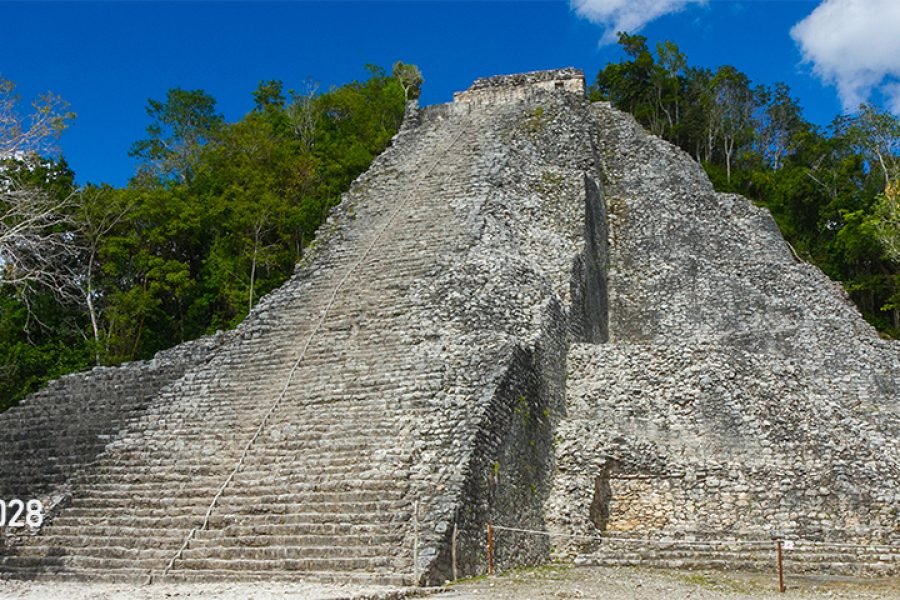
[0,65,410,411]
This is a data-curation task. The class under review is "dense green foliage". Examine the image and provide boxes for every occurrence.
[592,34,900,338]
[1,66,408,410]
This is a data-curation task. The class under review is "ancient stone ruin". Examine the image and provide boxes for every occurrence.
[1,69,897,585]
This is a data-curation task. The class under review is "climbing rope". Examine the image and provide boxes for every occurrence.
[150,116,471,584]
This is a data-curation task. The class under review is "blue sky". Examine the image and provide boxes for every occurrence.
[2,1,896,187]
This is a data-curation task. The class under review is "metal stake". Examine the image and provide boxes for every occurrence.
[487,521,494,576]
[776,540,785,593]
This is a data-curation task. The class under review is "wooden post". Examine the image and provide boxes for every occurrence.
[451,522,458,581]
[776,540,785,593]
[487,521,494,576]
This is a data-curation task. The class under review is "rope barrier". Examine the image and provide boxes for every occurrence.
[490,524,900,552]
[150,120,471,585]
[490,523,898,594]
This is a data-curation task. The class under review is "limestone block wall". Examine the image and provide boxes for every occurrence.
[546,101,900,562]
[453,68,585,106]
[439,305,567,579]
[0,71,610,584]
[556,341,899,544]
[0,333,229,503]
[406,86,610,582]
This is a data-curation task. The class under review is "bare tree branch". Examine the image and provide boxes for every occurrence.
[0,177,81,302]
[1,76,79,310]
[0,77,74,159]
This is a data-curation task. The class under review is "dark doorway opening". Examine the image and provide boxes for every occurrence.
[589,462,616,531]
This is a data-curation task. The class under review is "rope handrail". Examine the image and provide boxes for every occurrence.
[149,120,471,585]
[490,524,900,551]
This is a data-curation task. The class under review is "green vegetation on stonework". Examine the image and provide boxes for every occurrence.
[0,63,419,411]
[673,570,768,594]
[592,33,899,338]
[522,106,547,134]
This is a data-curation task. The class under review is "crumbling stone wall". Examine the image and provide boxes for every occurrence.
[0,333,229,503]
[407,82,609,582]
[3,68,895,584]
[453,68,585,105]
[0,71,609,585]
[546,102,900,571]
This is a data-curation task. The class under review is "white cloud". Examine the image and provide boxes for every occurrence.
[884,83,900,115]
[791,0,900,114]
[571,0,707,45]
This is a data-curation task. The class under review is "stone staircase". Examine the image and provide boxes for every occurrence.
[1,99,484,585]
[0,335,227,506]
[2,71,605,586]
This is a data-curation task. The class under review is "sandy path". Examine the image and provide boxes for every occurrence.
[2,567,898,600]
[0,580,418,600]
[442,565,900,599]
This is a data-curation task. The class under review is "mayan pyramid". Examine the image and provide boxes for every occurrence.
[1,70,897,585]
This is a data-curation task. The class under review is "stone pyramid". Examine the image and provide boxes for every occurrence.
[1,69,897,585]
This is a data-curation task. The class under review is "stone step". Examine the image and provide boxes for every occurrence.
[179,543,396,562]
[214,499,410,515]
[48,506,403,530]
[171,555,395,573]
[22,529,403,553]
[218,492,409,508]
[9,544,175,561]
[62,476,405,505]
[58,505,212,520]
[1,553,165,572]
[197,521,401,538]
[0,564,152,583]
[9,539,404,565]
[86,437,410,460]
[190,532,403,548]
[59,495,409,519]
[70,488,407,510]
[73,457,402,484]
[157,567,413,586]
[109,398,424,417]
[77,477,405,498]
[33,524,191,539]
[47,514,204,529]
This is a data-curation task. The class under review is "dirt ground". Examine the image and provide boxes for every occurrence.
[441,564,900,600]
[0,566,898,600]
[0,579,414,600]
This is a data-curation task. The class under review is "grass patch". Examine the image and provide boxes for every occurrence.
[507,561,573,580]
[670,569,767,594]
[446,561,573,588]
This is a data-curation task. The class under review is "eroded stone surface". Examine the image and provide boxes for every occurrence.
[545,103,900,575]
[1,70,897,587]
[0,70,602,585]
